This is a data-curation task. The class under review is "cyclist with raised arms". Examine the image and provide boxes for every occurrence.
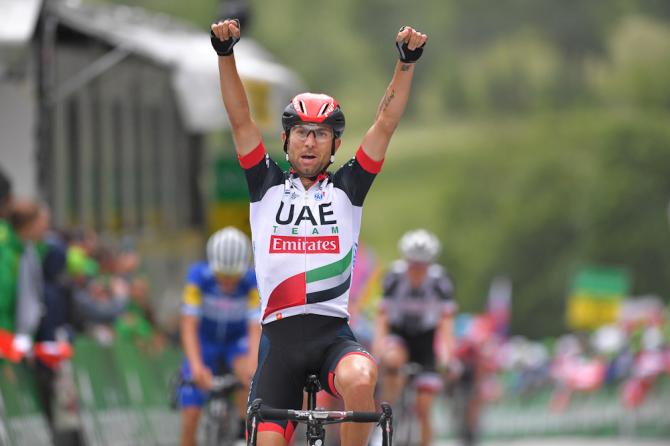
[211,18,427,446]
[178,227,259,446]
[374,229,457,446]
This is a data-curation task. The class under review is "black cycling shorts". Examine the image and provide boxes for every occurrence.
[249,314,372,440]
[389,326,437,372]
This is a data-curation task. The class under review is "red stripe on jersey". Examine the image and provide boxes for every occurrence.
[355,146,384,174]
[262,272,307,321]
[238,142,266,169]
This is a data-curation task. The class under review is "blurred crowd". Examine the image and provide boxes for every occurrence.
[0,166,174,446]
[452,298,670,413]
[0,167,164,358]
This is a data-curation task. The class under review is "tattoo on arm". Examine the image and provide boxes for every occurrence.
[400,64,412,72]
[378,89,396,115]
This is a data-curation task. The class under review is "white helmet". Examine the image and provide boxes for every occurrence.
[206,226,251,275]
[398,229,441,263]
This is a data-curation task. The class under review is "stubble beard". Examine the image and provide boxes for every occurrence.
[293,160,326,179]
[288,148,328,178]
[287,136,332,179]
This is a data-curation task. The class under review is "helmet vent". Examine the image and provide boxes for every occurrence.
[283,93,345,137]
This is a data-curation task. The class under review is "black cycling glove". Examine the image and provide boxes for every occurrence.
[210,19,240,56]
[395,26,425,63]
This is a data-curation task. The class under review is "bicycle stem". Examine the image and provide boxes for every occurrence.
[246,398,263,446]
[380,402,394,446]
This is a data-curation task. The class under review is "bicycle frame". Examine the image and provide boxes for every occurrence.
[393,362,424,446]
[180,374,241,446]
[246,374,393,446]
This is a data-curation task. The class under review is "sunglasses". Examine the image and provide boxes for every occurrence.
[291,124,334,142]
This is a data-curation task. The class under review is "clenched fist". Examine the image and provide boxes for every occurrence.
[210,18,241,56]
[395,26,428,63]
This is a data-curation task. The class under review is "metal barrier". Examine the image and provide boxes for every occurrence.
[432,376,670,440]
[2,340,668,445]
[0,338,182,446]
[0,361,52,445]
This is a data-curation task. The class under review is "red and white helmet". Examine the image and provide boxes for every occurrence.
[282,92,345,138]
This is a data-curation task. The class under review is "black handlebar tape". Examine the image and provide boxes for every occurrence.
[349,411,383,423]
[259,407,292,421]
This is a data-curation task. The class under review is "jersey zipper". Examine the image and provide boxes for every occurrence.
[303,187,309,313]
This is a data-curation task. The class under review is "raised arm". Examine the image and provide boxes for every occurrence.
[211,19,262,156]
[360,26,427,162]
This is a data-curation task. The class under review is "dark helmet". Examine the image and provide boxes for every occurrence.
[282,93,345,138]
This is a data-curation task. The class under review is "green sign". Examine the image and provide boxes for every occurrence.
[214,156,248,202]
[566,267,631,330]
[571,267,631,297]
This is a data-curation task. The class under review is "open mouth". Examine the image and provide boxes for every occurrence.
[301,154,317,161]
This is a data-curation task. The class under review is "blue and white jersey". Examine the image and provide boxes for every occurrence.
[181,261,259,344]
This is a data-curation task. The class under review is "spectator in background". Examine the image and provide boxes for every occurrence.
[73,272,129,345]
[34,230,85,446]
[8,200,86,445]
[64,236,99,334]
[114,279,157,348]
[37,231,78,344]
[114,240,165,350]
[67,232,161,346]
[10,200,50,353]
[71,242,129,343]
[0,168,22,334]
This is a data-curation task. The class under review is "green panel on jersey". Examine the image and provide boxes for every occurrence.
[306,248,353,283]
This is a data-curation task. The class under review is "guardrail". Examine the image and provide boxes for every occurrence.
[432,376,670,440]
[0,338,182,446]
[2,340,669,445]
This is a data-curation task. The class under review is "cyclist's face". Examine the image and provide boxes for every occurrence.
[407,262,429,287]
[284,124,340,178]
[214,272,242,293]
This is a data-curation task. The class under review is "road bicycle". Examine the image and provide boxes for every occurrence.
[176,372,243,446]
[392,363,424,446]
[247,374,394,446]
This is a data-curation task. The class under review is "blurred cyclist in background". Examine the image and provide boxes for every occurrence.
[178,227,259,446]
[374,229,457,446]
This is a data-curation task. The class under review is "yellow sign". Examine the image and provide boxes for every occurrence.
[243,80,271,129]
[567,293,622,330]
[207,202,250,236]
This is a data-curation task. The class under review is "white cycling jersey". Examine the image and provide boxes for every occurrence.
[239,141,383,324]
